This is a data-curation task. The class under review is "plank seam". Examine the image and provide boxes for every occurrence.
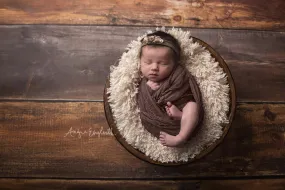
[0,175,285,181]
[0,24,285,32]
[1,99,285,104]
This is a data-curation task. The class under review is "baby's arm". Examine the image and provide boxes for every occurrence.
[160,101,199,147]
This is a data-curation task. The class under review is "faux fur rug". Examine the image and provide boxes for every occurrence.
[107,27,230,163]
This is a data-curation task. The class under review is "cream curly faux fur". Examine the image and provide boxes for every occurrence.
[107,27,229,163]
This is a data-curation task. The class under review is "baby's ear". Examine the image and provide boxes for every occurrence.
[139,71,144,78]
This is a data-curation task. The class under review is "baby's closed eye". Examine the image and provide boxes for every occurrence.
[158,61,170,65]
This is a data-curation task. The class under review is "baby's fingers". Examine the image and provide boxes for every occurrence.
[167,102,172,107]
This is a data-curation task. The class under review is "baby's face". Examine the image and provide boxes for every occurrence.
[140,46,175,82]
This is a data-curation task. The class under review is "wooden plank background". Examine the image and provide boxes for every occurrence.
[0,26,284,102]
[0,0,285,30]
[1,179,285,190]
[1,102,285,178]
[0,0,285,189]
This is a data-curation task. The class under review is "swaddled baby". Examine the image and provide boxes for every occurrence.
[137,31,204,147]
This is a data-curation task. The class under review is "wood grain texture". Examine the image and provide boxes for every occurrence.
[0,26,284,102]
[0,179,285,190]
[1,102,284,178]
[0,0,285,30]
[199,179,285,190]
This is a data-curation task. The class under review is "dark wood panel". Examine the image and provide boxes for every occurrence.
[0,179,197,190]
[0,179,285,190]
[0,26,284,101]
[200,179,285,190]
[0,0,285,30]
[0,102,284,178]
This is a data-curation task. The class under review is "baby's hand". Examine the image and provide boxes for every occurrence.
[165,102,182,120]
[146,80,160,90]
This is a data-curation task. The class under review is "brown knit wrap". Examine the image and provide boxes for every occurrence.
[137,65,204,139]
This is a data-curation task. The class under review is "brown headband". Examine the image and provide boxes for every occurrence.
[141,35,180,57]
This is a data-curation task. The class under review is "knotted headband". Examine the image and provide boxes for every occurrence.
[141,35,180,58]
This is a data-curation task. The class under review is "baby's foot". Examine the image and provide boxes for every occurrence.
[165,102,182,120]
[159,131,186,147]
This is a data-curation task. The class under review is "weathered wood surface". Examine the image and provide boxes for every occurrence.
[199,179,285,189]
[1,102,284,178]
[0,179,199,190]
[0,26,284,102]
[1,179,285,190]
[0,0,285,30]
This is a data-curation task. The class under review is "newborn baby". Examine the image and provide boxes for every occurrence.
[137,31,203,147]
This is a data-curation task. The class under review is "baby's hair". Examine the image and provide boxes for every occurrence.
[140,31,181,62]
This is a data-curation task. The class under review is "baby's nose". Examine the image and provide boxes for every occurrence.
[151,63,158,70]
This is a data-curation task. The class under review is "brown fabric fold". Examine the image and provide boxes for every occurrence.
[137,65,204,139]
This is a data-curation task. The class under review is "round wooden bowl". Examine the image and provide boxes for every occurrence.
[103,37,236,166]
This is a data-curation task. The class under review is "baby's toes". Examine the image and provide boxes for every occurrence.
[160,131,167,135]
[160,137,166,144]
[159,138,165,145]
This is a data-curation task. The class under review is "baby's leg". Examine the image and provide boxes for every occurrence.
[160,102,199,147]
